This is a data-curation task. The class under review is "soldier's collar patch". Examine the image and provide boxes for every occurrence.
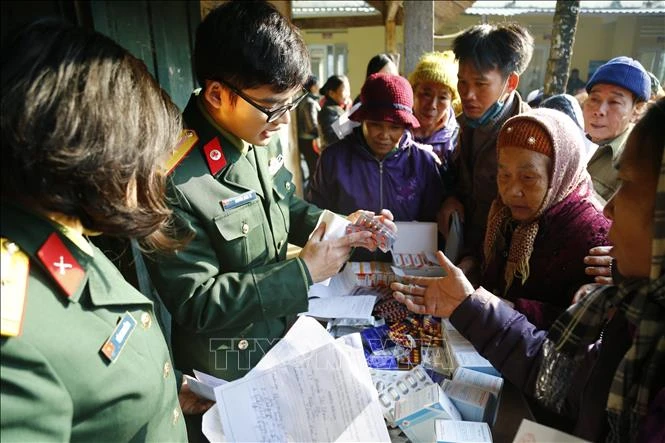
[36,233,85,298]
[268,154,284,176]
[165,129,198,175]
[203,137,228,176]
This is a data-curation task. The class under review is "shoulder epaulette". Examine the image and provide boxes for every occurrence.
[165,129,199,175]
[1,238,30,337]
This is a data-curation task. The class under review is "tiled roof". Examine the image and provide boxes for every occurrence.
[292,1,380,18]
[465,0,665,15]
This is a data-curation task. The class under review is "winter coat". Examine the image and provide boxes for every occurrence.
[482,182,611,329]
[307,127,444,223]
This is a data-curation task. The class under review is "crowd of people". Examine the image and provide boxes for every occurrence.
[1,0,664,442]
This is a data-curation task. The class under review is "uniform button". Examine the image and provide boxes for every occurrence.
[241,223,250,235]
[163,361,171,379]
[172,408,180,425]
[285,182,291,191]
[238,339,249,350]
[140,312,152,329]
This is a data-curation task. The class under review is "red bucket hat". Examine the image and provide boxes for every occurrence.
[349,73,420,128]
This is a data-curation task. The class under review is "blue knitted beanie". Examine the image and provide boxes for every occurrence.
[586,56,650,102]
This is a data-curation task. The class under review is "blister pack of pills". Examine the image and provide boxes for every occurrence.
[346,213,396,252]
[369,365,435,426]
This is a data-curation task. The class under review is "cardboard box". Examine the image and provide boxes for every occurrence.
[395,384,461,443]
[440,379,494,423]
[435,420,493,443]
[391,222,446,278]
[442,321,501,377]
[346,261,397,287]
[453,367,504,425]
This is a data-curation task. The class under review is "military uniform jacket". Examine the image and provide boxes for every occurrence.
[0,204,186,442]
[145,93,323,381]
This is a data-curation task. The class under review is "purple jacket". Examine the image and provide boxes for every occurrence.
[482,182,611,329]
[450,290,665,442]
[307,128,444,222]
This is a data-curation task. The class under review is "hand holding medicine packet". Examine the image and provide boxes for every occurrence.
[346,212,397,253]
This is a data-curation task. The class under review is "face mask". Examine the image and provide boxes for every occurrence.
[465,77,510,129]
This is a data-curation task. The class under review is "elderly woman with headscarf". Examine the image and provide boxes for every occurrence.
[392,99,665,443]
[480,108,611,329]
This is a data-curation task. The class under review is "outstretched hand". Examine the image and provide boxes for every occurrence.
[391,251,474,317]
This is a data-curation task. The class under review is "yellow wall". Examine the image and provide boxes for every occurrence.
[435,13,664,89]
[301,25,404,98]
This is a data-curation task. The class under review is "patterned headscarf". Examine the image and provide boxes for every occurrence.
[484,108,593,293]
[535,99,665,442]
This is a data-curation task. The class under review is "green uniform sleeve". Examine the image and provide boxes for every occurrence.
[287,195,323,247]
[146,202,311,334]
[1,340,73,441]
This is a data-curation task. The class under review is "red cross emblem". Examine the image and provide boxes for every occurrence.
[37,233,84,298]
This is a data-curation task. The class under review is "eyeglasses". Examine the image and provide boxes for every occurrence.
[217,78,308,123]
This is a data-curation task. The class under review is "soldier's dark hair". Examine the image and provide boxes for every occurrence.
[453,23,534,78]
[1,19,188,253]
[194,0,310,93]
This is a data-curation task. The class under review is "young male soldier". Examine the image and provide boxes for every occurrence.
[145,1,390,438]
[146,0,381,382]
[438,23,534,282]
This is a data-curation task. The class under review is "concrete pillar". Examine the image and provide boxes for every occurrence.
[404,0,434,76]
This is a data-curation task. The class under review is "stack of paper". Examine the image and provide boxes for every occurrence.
[202,316,390,442]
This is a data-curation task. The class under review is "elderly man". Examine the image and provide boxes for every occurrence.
[584,56,650,203]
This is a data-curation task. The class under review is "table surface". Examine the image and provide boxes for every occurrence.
[492,381,534,443]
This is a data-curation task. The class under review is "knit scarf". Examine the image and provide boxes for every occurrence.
[534,146,665,442]
[483,115,592,294]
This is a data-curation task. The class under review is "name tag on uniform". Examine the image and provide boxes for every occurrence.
[101,312,137,363]
[221,190,257,211]
[268,154,284,176]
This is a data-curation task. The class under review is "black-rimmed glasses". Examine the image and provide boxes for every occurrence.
[217,78,308,123]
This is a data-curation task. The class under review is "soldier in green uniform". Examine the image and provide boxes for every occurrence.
[144,0,388,386]
[0,20,209,441]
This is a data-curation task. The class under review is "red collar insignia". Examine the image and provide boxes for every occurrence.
[203,137,227,176]
[36,233,85,298]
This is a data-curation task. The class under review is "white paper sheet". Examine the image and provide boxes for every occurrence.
[311,209,350,242]
[512,419,590,443]
[212,316,389,442]
[184,370,228,402]
[303,295,376,319]
[392,221,437,254]
[252,316,334,373]
[202,405,227,442]
[309,210,352,286]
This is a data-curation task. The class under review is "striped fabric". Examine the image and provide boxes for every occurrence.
[534,102,665,442]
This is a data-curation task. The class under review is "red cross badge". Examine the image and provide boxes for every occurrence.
[36,233,84,298]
